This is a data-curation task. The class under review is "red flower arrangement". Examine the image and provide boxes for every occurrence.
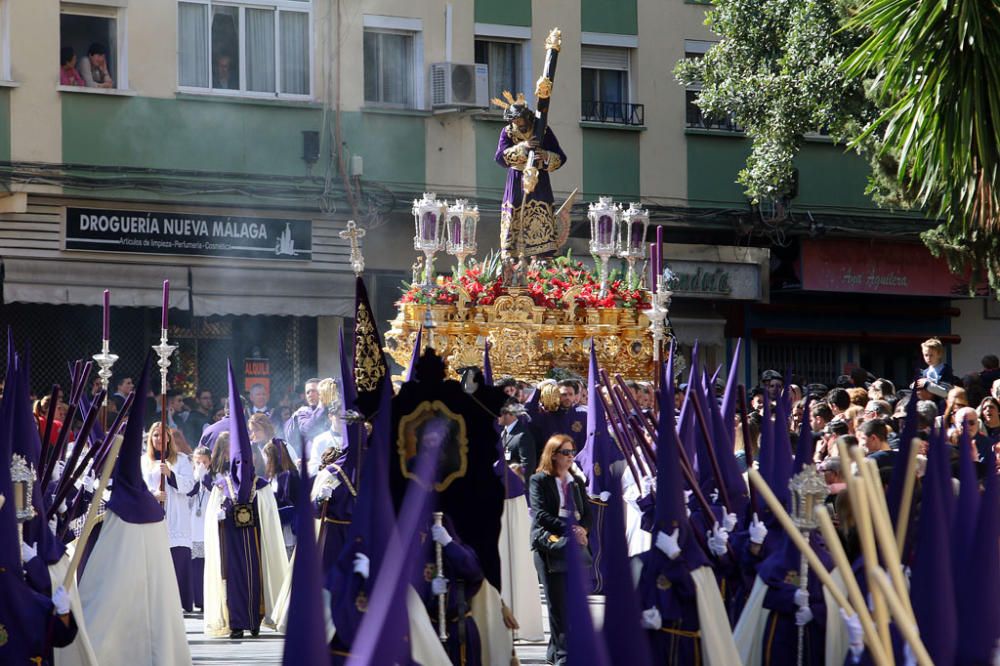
[398,252,650,310]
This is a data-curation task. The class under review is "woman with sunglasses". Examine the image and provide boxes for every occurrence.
[529,434,592,666]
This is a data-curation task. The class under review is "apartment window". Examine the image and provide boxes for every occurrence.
[363,30,415,106]
[178,1,311,98]
[581,43,642,125]
[60,4,124,89]
[474,39,522,100]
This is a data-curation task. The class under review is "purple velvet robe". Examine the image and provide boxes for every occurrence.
[495,123,567,256]
[215,475,270,632]
[414,530,484,666]
[638,548,702,665]
[531,406,588,456]
[316,461,356,573]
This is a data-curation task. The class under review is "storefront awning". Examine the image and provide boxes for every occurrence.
[189,266,355,317]
[670,315,726,347]
[2,258,190,310]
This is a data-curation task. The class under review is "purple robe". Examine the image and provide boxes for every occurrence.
[414,530,484,666]
[284,404,326,459]
[638,548,702,665]
[495,123,567,256]
[215,475,269,632]
[316,461,356,573]
[531,407,588,455]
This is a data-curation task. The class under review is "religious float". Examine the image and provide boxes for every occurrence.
[380,29,675,381]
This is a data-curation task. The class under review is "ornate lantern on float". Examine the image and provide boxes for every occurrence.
[618,202,649,286]
[445,199,479,277]
[412,192,448,289]
[588,196,621,298]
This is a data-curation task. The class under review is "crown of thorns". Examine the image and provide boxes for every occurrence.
[491,90,533,122]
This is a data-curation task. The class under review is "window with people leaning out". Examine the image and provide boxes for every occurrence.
[60,12,117,89]
[177,1,311,98]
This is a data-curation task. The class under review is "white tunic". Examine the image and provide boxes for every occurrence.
[141,454,195,549]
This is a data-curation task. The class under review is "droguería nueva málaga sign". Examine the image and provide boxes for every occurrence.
[64,207,311,261]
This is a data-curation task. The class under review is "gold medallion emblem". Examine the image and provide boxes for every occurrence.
[423,563,436,582]
[355,591,368,613]
[656,575,672,590]
[593,462,602,477]
[784,571,800,587]
[0,623,7,646]
[233,503,255,528]
[571,421,583,433]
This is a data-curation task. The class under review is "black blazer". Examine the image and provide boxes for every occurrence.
[502,421,537,468]
[528,471,592,550]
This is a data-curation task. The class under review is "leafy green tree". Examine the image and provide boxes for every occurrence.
[679,0,1000,290]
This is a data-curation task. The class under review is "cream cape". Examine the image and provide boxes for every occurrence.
[49,551,98,666]
[690,565,742,666]
[78,512,192,666]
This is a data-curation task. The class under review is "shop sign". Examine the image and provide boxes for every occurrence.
[666,261,761,300]
[64,207,311,261]
[244,358,271,399]
[800,238,979,297]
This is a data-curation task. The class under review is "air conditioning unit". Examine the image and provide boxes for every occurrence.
[430,63,489,109]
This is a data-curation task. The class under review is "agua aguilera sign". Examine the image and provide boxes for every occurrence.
[800,238,978,297]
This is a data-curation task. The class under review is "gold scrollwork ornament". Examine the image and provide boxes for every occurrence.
[535,76,553,100]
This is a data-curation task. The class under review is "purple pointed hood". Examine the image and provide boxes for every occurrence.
[704,367,750,516]
[910,425,958,664]
[600,468,653,666]
[107,354,164,524]
[404,325,422,383]
[576,341,621,496]
[227,359,256,504]
[282,457,329,664]
[769,396,794,508]
[952,427,979,578]
[957,459,1000,663]
[720,338,742,431]
[654,363,708,570]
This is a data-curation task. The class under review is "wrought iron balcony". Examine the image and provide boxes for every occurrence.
[581,100,645,126]
[685,91,744,133]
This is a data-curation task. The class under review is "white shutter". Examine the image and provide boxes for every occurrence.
[581,45,629,71]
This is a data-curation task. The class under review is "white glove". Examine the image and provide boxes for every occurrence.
[655,529,681,560]
[706,522,729,557]
[216,508,227,522]
[53,460,65,482]
[709,488,719,504]
[598,491,611,503]
[353,553,370,579]
[749,512,768,545]
[641,475,656,497]
[640,606,662,631]
[318,484,334,500]
[431,576,448,596]
[722,510,738,533]
[52,585,71,615]
[21,541,37,563]
[101,487,113,503]
[431,524,453,547]
[794,588,809,608]
[57,500,68,515]
[82,471,97,494]
[840,609,864,660]
[795,605,813,626]
[49,516,58,533]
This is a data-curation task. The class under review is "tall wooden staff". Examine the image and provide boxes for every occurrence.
[518,28,562,260]
[94,289,118,434]
[153,281,176,505]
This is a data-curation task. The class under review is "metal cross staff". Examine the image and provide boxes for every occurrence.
[339,220,366,277]
[789,465,829,666]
